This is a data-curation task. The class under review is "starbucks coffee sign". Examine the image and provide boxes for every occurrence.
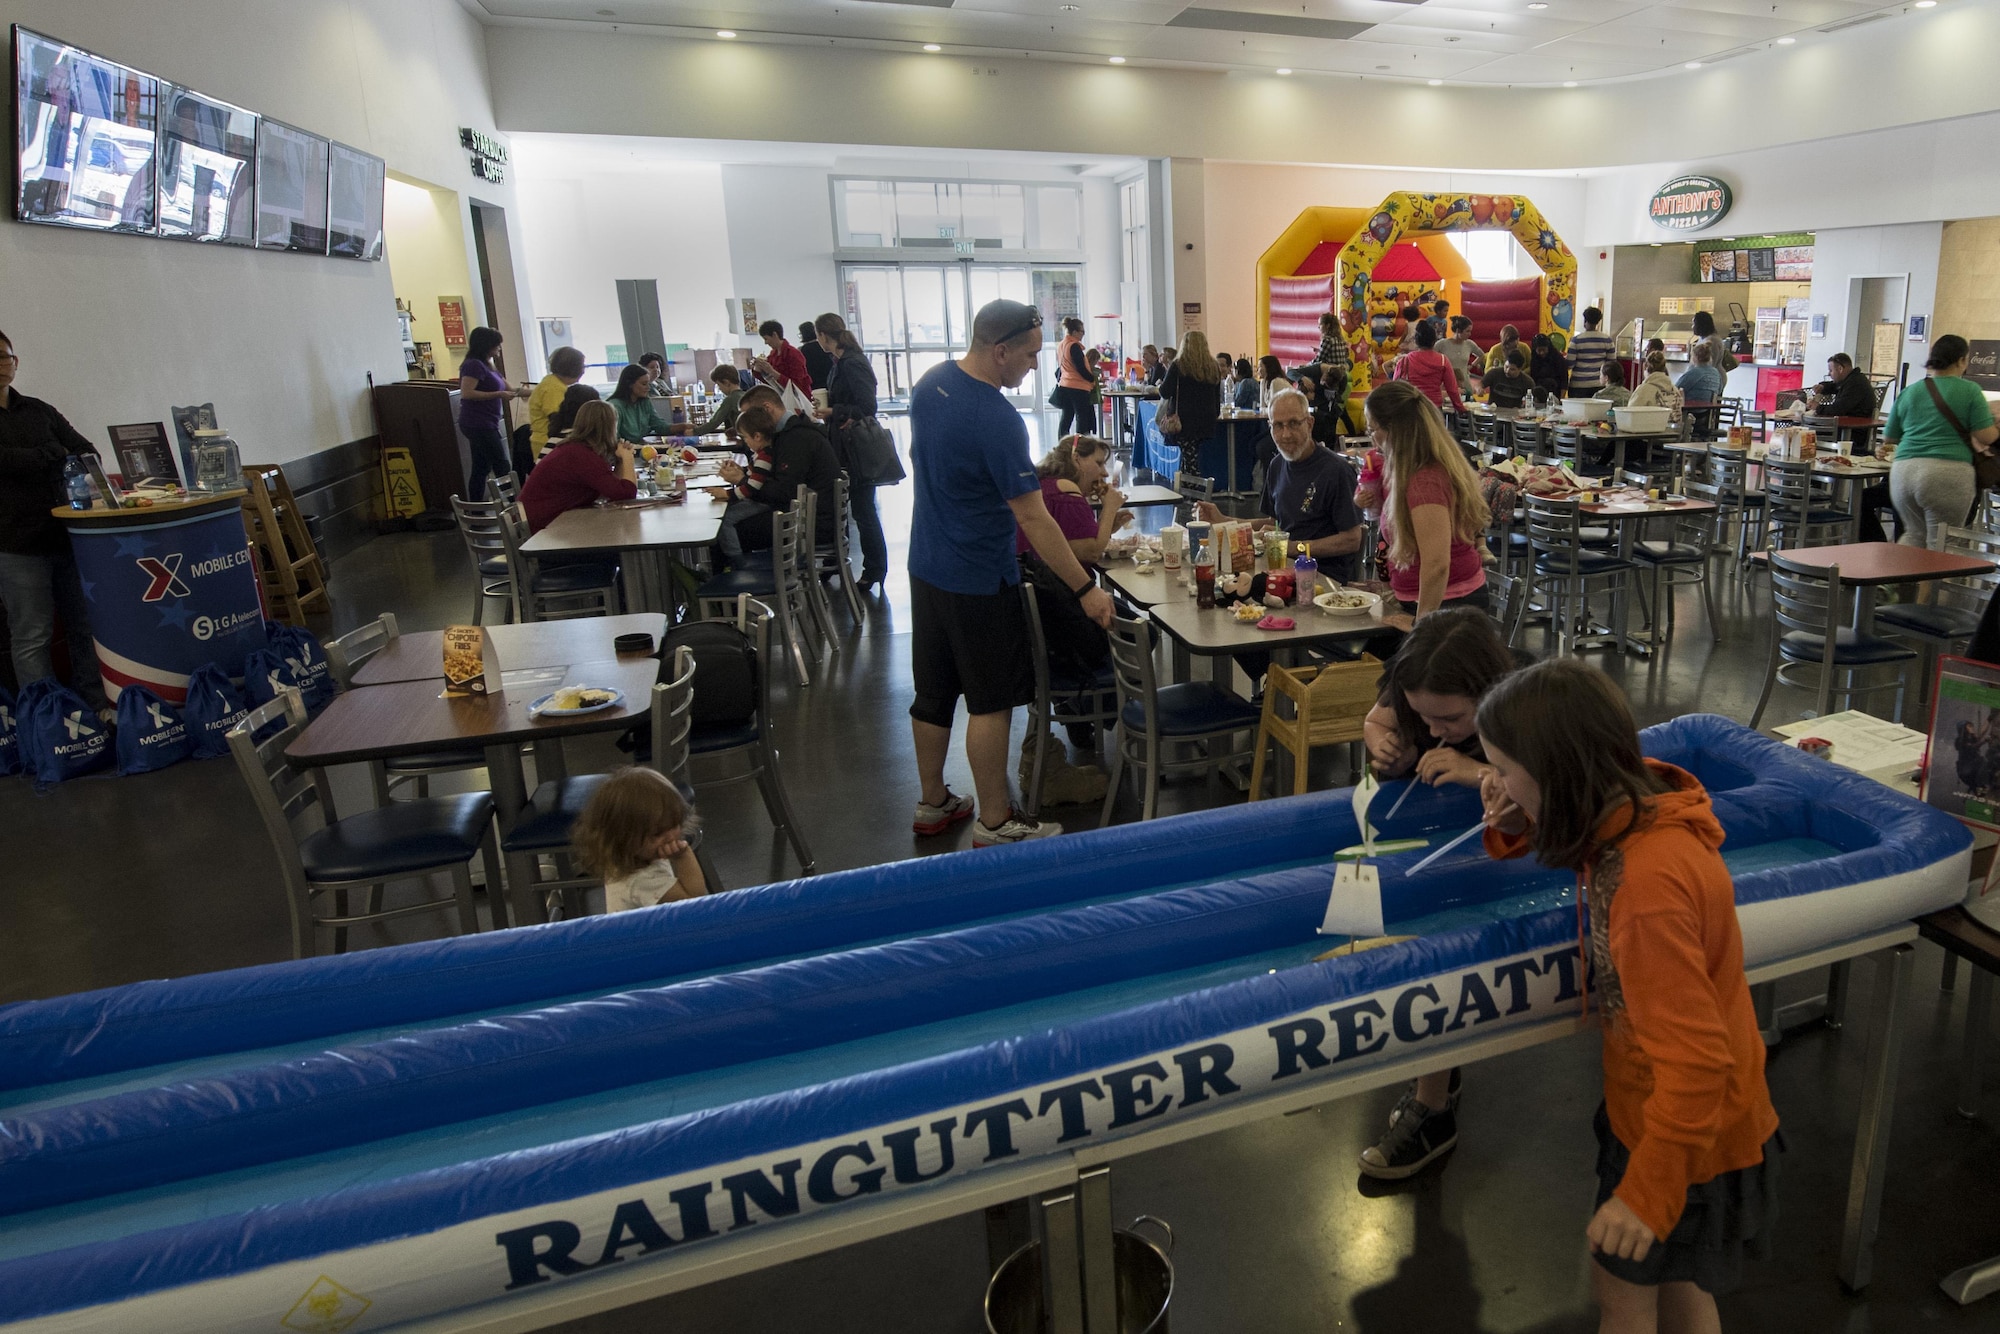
[1649,175,1732,232]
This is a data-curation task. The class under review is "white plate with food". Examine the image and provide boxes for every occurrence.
[529,686,626,718]
[1314,587,1382,617]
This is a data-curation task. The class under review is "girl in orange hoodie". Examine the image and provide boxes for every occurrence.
[1476,660,1781,1334]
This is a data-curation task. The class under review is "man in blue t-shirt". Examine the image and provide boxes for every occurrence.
[907,299,1114,847]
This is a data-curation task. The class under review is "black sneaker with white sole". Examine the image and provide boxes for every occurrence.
[1358,1101,1458,1180]
[1384,1066,1464,1129]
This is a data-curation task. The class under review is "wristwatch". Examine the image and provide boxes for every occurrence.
[1294,541,1310,557]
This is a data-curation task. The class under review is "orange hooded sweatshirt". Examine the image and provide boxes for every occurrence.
[1485,760,1779,1240]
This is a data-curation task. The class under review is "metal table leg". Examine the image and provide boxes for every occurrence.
[486,740,544,927]
[1840,943,1913,1292]
[1960,966,1991,1120]
[1078,1167,1117,1334]
[1037,1188,1086,1334]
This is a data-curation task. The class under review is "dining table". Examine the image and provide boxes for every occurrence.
[522,494,726,615]
[1112,483,1184,509]
[1101,557,1384,685]
[348,613,667,686]
[1669,442,1892,540]
[1763,541,1996,633]
[285,655,664,928]
[1103,385,1157,452]
[1216,409,1268,499]
[1575,495,1720,656]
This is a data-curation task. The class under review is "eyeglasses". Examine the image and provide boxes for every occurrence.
[996,310,1044,345]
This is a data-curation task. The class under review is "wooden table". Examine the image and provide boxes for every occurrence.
[1917,905,2000,1304]
[286,656,661,927]
[1765,541,1996,632]
[349,613,667,685]
[522,497,726,614]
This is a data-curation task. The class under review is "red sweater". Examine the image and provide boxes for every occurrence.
[1394,348,1466,412]
[1485,761,1779,1240]
[519,441,638,533]
[762,341,812,395]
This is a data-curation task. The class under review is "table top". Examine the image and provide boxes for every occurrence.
[1115,484,1183,508]
[286,657,660,767]
[349,613,668,686]
[1220,410,1269,422]
[1917,906,2000,969]
[1145,588,1384,654]
[522,495,725,554]
[1765,541,1996,585]
[1102,560,1178,608]
[1105,387,1159,398]
[53,490,246,526]
[1579,497,1719,517]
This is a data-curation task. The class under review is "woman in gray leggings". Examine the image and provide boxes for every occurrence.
[1880,334,1999,549]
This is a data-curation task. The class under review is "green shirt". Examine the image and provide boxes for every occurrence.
[612,395,672,442]
[1884,374,1994,463]
[690,389,742,436]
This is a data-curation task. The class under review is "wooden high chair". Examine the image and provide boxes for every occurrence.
[1247,655,1380,799]
[241,463,330,625]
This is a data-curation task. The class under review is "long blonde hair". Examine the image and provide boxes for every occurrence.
[567,400,621,464]
[1038,435,1110,483]
[1175,331,1223,383]
[1366,379,1489,565]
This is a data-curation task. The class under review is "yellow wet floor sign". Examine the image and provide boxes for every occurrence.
[382,445,426,519]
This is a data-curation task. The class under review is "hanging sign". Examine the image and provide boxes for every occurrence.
[1648,175,1732,233]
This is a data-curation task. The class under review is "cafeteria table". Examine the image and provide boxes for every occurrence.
[1575,496,1719,656]
[285,656,663,928]
[522,495,726,615]
[1103,559,1382,685]
[1218,410,1267,497]
[1112,483,1183,508]
[1920,905,2000,1304]
[349,613,667,686]
[1667,443,1891,540]
[1763,541,1996,633]
[1103,386,1156,452]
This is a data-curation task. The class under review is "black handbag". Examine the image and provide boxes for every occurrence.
[844,416,906,486]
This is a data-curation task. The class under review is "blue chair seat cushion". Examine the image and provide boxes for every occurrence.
[299,791,495,881]
[690,720,762,753]
[1778,629,1919,667]
[502,774,698,853]
[1050,662,1117,695]
[1121,682,1262,736]
[479,556,509,578]
[533,562,617,593]
[1534,550,1632,576]
[697,567,778,600]
[1775,508,1852,527]
[385,748,485,774]
[1876,602,1983,640]
[1633,540,1706,565]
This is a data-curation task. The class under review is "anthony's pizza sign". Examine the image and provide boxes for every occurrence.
[1649,174,1731,232]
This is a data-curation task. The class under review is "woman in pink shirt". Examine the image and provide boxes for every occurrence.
[1392,320,1466,413]
[1367,380,1490,631]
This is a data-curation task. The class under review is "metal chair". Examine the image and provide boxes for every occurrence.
[1099,614,1262,826]
[813,475,867,622]
[1617,470,1721,646]
[675,597,816,874]
[1509,494,1635,657]
[1020,579,1118,816]
[795,491,842,656]
[1682,402,1722,442]
[1749,553,1918,728]
[486,472,521,505]
[1550,425,1607,479]
[1682,446,1766,571]
[451,495,516,625]
[695,499,818,687]
[1761,457,1850,553]
[1877,527,2000,712]
[323,613,485,802]
[226,688,497,958]
[497,503,621,622]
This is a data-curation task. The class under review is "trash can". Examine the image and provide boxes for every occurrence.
[985,1216,1174,1334]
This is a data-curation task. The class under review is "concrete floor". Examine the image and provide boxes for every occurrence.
[2,420,1995,1332]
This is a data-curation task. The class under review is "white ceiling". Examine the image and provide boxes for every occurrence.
[466,0,1941,85]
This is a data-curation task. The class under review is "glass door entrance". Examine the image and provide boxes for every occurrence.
[840,261,1075,407]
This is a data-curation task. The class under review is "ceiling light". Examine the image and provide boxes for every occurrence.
[1277,67,1293,75]
[1563,80,1577,86]
[1684,61,1701,68]
[1776,35,1795,44]
[924,43,942,51]
[1427,78,1442,85]
[1916,1,1937,7]
[1108,55,1125,63]
[1528,1,1548,7]
[1060,3,1080,8]
[716,29,736,39]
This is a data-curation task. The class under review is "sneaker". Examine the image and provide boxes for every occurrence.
[1384,1066,1464,1128]
[1358,1101,1458,1180]
[971,811,1062,846]
[913,791,977,836]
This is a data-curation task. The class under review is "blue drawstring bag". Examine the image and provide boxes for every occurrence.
[241,648,299,708]
[22,682,111,786]
[267,622,337,711]
[115,685,191,776]
[0,686,19,777]
[10,678,59,777]
[184,664,250,760]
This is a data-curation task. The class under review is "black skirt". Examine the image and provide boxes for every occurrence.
[1592,1101,1784,1295]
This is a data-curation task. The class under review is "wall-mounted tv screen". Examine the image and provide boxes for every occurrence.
[255,117,327,253]
[157,85,254,244]
[327,140,383,261]
[14,26,158,233]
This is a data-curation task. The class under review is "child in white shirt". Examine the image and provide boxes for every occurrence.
[572,766,709,913]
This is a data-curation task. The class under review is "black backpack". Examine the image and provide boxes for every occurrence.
[617,619,761,760]
[1020,553,1109,686]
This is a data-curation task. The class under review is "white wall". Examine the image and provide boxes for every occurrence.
[719,165,839,337]
[1805,224,1942,387]
[0,0,533,464]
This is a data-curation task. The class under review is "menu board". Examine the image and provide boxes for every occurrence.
[1774,246,1814,280]
[326,141,384,260]
[157,85,255,244]
[14,28,158,232]
[254,118,328,253]
[1746,249,1775,281]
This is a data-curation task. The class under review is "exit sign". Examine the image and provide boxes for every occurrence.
[954,240,975,255]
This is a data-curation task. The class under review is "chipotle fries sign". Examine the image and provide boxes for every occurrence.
[1648,175,1732,232]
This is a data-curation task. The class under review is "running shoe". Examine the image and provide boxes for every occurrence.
[1358,1101,1458,1180]
[970,811,1062,846]
[913,791,977,836]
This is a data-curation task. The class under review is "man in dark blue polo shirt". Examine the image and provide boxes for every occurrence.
[1200,388,1363,579]
[908,299,1114,846]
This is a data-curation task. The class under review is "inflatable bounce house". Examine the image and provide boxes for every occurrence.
[1258,192,1578,412]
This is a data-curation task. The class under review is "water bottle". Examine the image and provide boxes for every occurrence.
[63,455,93,510]
[1293,553,1318,608]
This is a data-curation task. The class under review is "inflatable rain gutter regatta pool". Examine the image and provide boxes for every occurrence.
[0,715,1968,1333]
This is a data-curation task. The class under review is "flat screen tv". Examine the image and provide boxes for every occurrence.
[254,116,327,253]
[157,84,254,244]
[327,140,383,261]
[13,26,158,233]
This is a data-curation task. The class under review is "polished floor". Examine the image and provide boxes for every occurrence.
[1,422,1994,1332]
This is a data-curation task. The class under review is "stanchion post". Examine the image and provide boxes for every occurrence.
[1037,1189,1086,1334]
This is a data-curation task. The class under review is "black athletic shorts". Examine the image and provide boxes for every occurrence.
[909,573,1034,727]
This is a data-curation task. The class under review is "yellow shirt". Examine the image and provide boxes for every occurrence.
[528,375,570,454]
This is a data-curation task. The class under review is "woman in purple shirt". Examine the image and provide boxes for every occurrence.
[1014,435,1132,564]
[458,326,528,505]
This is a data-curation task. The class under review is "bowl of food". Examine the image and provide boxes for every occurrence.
[1313,587,1382,617]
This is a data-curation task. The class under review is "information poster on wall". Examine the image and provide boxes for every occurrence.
[739,298,759,335]
[439,297,469,347]
[1181,301,1203,333]
[107,422,181,484]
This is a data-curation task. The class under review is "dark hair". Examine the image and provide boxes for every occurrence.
[710,365,740,388]
[1531,333,1555,355]
[639,352,666,371]
[1506,347,1527,369]
[969,299,1040,349]
[1401,305,1422,322]
[1449,316,1472,334]
[466,326,503,362]
[1433,299,1450,315]
[815,312,863,357]
[758,319,785,338]
[737,401,783,442]
[1582,306,1603,328]
[1691,310,1716,337]
[1413,320,1438,350]
[1258,355,1287,383]
[1234,358,1254,379]
[1295,370,1320,395]
[552,382,602,434]
[798,321,817,342]
[1828,352,1854,370]
[547,346,586,379]
[1061,316,1086,336]
[1475,659,1667,872]
[1928,334,1971,371]
[612,363,650,403]
[1318,311,1341,333]
[1645,337,1665,354]
[1379,607,1521,760]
